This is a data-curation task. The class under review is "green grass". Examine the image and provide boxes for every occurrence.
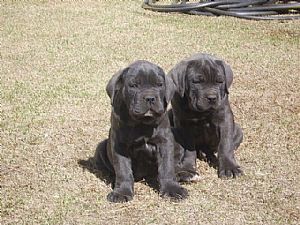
[1,0,300,224]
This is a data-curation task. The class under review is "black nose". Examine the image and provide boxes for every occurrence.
[206,95,217,103]
[144,96,156,104]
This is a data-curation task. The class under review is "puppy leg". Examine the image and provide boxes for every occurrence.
[157,137,188,200]
[107,142,134,203]
[177,150,200,182]
[94,139,114,173]
[217,113,243,179]
[197,145,218,169]
[233,123,243,150]
[173,129,199,182]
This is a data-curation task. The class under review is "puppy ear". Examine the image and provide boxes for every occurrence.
[217,60,233,95]
[165,75,176,103]
[168,61,188,97]
[106,68,128,105]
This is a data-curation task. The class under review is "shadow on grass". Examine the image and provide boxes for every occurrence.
[78,140,114,188]
[78,139,160,192]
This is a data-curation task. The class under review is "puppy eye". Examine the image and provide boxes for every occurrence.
[216,79,224,83]
[192,77,205,84]
[157,83,163,87]
[192,79,203,84]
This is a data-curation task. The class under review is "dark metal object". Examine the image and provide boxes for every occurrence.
[142,0,300,20]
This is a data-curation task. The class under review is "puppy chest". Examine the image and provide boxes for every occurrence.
[190,121,219,144]
[131,137,158,159]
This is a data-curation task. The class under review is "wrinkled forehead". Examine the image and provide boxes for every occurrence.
[187,59,223,80]
[125,67,164,84]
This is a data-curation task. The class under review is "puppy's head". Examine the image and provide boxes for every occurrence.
[169,53,233,112]
[106,60,175,124]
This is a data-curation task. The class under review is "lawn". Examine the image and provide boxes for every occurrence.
[1,0,299,224]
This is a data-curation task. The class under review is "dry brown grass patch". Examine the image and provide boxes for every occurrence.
[1,0,299,224]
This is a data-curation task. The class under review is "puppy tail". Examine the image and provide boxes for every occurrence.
[94,139,114,174]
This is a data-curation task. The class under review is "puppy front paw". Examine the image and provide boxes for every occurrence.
[218,156,243,179]
[218,166,243,179]
[161,182,188,200]
[107,190,133,203]
[176,170,201,183]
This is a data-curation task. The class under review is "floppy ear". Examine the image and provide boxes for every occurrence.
[165,75,176,103]
[216,60,233,95]
[106,68,128,105]
[168,61,188,97]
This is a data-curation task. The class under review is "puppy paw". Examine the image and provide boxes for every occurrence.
[176,171,201,183]
[198,152,218,168]
[107,190,133,203]
[218,167,243,179]
[206,155,218,169]
[161,182,188,200]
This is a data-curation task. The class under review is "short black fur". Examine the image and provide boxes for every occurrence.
[169,53,243,181]
[98,60,188,203]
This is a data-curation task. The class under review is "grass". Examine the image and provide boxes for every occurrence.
[1,0,299,224]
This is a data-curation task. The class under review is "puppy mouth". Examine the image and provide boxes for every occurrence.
[136,110,158,124]
[192,101,218,112]
[141,110,160,122]
[196,103,216,110]
[134,108,163,117]
[132,109,163,124]
[144,110,155,117]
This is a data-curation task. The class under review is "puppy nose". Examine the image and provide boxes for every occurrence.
[144,96,156,104]
[206,95,217,103]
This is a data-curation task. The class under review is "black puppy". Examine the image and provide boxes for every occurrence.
[169,53,243,180]
[98,60,188,203]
